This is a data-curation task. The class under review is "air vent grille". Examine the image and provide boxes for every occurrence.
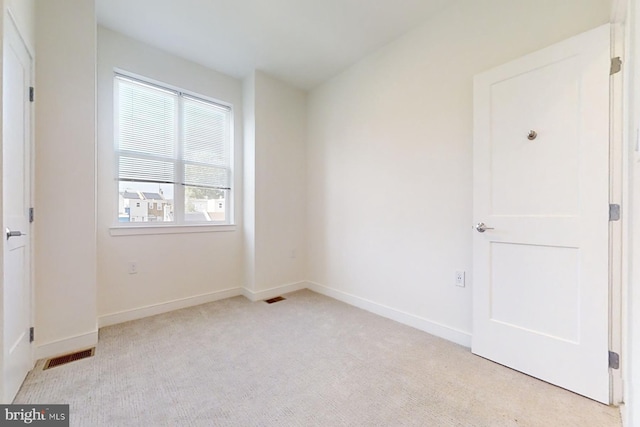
[44,348,95,370]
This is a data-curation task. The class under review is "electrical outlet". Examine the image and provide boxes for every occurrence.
[128,262,138,275]
[455,271,465,287]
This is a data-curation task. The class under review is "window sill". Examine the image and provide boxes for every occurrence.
[109,224,236,236]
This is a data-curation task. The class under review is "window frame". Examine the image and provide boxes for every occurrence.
[111,71,235,233]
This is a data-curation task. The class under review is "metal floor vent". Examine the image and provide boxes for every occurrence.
[43,348,95,370]
[264,296,286,304]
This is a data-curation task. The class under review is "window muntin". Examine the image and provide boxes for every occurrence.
[115,74,232,225]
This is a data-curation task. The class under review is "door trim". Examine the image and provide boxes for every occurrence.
[609,18,626,406]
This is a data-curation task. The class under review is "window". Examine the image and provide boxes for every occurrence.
[115,74,232,225]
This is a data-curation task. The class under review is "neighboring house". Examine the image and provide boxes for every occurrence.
[142,192,171,221]
[119,190,171,222]
[190,198,225,222]
[209,199,225,221]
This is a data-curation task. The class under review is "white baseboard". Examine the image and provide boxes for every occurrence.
[242,281,309,302]
[93,281,470,353]
[36,330,99,360]
[98,287,243,328]
[307,281,472,347]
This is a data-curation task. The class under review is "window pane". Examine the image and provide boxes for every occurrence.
[183,163,229,189]
[182,97,231,190]
[119,181,174,223]
[117,77,177,158]
[119,156,175,184]
[184,186,226,222]
[183,97,229,166]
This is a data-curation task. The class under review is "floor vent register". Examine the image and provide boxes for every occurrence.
[43,347,96,370]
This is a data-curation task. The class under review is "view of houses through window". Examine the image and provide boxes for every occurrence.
[184,186,227,222]
[118,181,226,223]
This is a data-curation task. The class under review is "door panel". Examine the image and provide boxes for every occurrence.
[490,243,580,342]
[490,56,581,216]
[472,24,610,404]
[3,17,32,403]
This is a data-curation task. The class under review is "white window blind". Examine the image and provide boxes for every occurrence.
[115,75,231,190]
[182,95,231,190]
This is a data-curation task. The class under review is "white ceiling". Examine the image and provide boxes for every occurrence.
[96,0,455,90]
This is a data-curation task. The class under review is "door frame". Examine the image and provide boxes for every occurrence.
[609,0,640,419]
[1,8,35,403]
[609,0,632,408]
[609,9,626,407]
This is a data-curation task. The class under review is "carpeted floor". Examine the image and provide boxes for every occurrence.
[14,290,621,426]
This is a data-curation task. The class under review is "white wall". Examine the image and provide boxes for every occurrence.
[243,72,257,292]
[243,71,308,298]
[35,0,97,356]
[96,27,244,322]
[254,71,307,293]
[307,0,612,345]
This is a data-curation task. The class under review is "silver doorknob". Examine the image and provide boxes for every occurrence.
[475,223,494,233]
[6,228,26,240]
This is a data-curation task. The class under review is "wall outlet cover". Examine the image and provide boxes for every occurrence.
[455,271,465,287]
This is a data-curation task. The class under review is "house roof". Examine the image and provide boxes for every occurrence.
[142,192,165,200]
[121,191,143,200]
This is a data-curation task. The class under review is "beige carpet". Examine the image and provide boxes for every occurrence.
[15,290,621,426]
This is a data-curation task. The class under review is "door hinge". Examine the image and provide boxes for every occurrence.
[609,204,621,221]
[29,327,34,343]
[29,86,34,102]
[610,57,622,75]
[609,351,620,369]
[29,207,34,223]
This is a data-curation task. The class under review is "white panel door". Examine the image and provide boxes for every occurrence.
[3,17,32,403]
[472,24,610,404]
